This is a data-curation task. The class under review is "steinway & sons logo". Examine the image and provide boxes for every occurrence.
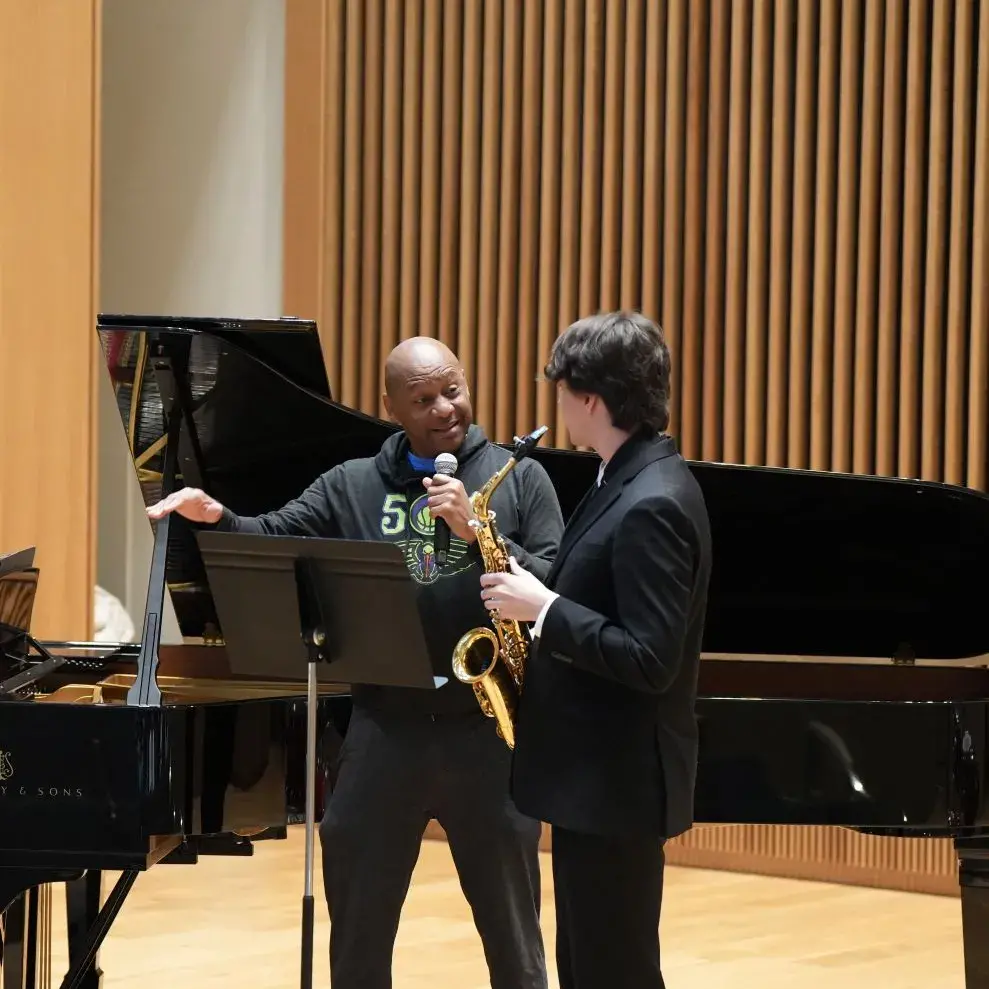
[0,748,84,799]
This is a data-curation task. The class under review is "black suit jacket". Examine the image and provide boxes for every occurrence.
[510,432,712,839]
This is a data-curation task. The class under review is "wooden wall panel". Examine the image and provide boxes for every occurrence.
[286,0,989,895]
[285,0,989,474]
[0,1,100,639]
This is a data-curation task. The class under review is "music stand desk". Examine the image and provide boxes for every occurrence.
[196,531,442,989]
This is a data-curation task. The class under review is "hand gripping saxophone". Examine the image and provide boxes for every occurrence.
[451,426,549,749]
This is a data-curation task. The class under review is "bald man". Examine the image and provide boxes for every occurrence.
[147,337,563,989]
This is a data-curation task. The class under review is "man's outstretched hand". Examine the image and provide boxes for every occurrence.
[146,487,224,524]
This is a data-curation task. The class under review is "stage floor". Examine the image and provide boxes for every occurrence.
[42,828,961,988]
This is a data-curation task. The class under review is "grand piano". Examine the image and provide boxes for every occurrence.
[2,313,989,987]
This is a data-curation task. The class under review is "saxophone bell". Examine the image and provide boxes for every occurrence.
[451,626,518,749]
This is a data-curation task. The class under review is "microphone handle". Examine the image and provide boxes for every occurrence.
[433,458,456,568]
[435,517,451,566]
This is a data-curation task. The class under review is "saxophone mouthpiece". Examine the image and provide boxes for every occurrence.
[512,425,549,460]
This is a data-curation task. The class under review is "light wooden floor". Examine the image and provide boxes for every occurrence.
[37,828,963,988]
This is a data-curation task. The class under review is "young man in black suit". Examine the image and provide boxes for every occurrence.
[478,311,712,989]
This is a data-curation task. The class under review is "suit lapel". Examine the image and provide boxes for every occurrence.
[546,434,678,587]
[546,482,623,584]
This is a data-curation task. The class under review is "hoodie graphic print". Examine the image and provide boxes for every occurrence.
[378,489,474,585]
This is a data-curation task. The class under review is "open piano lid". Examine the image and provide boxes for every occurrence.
[98,313,989,665]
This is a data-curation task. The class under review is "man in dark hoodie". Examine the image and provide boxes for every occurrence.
[146,336,563,989]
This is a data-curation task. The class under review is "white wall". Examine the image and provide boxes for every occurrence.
[97,0,285,641]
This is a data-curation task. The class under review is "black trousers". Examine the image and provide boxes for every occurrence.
[319,706,547,989]
[551,826,667,989]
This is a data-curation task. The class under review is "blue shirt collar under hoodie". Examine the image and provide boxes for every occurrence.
[373,424,490,487]
[407,451,435,474]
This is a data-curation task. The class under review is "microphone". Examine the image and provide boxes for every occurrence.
[432,452,458,567]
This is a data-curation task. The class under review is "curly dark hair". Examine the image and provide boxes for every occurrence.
[543,310,671,432]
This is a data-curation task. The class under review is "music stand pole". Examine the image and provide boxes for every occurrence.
[297,563,329,989]
[301,642,320,989]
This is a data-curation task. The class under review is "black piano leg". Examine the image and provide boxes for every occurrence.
[1,893,28,989]
[1,872,47,989]
[957,838,989,987]
[65,872,103,989]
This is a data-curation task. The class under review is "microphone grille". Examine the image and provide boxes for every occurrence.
[434,452,458,476]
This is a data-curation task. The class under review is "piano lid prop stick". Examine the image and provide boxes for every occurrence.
[129,403,183,707]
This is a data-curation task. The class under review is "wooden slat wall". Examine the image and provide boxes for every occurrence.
[285,0,989,895]
[0,0,100,640]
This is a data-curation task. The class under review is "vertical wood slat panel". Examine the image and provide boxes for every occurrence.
[339,0,364,409]
[419,0,443,352]
[679,0,708,458]
[494,0,524,440]
[377,1,405,418]
[945,0,976,485]
[599,0,627,313]
[743,0,771,467]
[476,0,504,431]
[456,1,482,395]
[400,0,424,351]
[534,0,564,438]
[970,2,989,490]
[920,0,952,482]
[831,0,863,474]
[437,1,463,353]
[640,0,667,343]
[765,0,794,468]
[359,0,384,412]
[700,0,730,464]
[287,0,989,894]
[554,0,585,448]
[721,0,751,464]
[515,0,545,431]
[808,0,840,473]
[787,2,817,470]
[319,1,345,387]
[898,0,930,482]
[852,0,885,476]
[875,0,907,478]
[619,0,646,307]
[662,0,687,443]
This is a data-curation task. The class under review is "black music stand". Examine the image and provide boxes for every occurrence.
[0,546,35,576]
[195,531,442,989]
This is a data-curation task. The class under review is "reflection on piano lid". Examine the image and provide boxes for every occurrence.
[99,312,989,666]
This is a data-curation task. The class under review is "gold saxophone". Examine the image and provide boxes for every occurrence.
[451,426,549,749]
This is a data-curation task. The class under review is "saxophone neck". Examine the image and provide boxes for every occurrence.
[470,425,549,518]
[471,458,517,517]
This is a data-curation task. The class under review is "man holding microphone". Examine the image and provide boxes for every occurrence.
[148,335,563,989]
